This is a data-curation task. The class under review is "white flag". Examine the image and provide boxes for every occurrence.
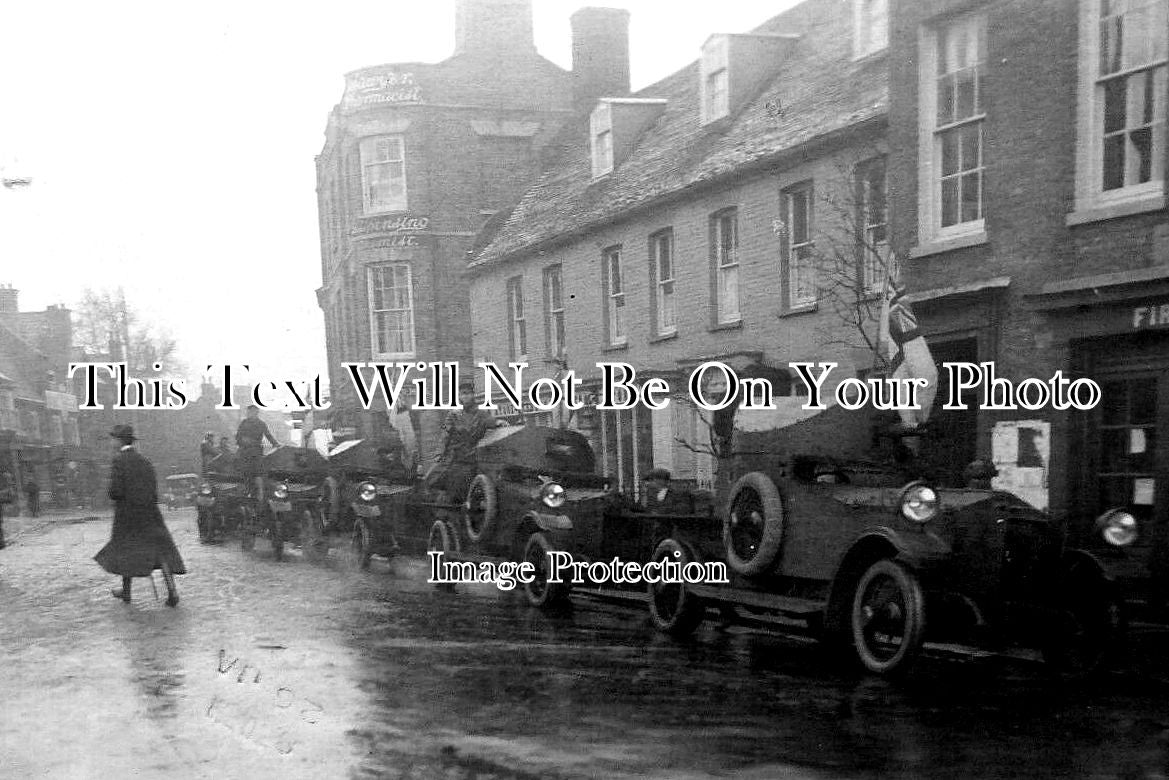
[879,282,938,428]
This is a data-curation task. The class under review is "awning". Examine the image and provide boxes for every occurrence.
[904,276,1011,305]
[1024,265,1169,310]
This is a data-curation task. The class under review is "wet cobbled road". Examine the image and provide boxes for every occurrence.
[4,510,1169,779]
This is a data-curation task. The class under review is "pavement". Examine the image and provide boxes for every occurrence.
[4,509,1169,779]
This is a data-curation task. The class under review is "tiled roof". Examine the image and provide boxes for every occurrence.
[471,0,888,268]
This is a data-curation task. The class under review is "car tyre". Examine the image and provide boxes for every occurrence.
[271,512,286,562]
[464,474,497,543]
[427,519,460,591]
[196,508,213,544]
[647,538,706,637]
[723,472,785,577]
[522,531,571,609]
[239,507,256,551]
[850,559,926,676]
[1041,584,1122,679]
[346,520,373,571]
[301,508,327,563]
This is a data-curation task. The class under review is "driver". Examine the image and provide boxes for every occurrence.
[425,380,493,502]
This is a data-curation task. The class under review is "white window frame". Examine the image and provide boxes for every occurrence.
[543,265,566,360]
[917,13,987,244]
[506,277,528,361]
[713,209,740,323]
[360,135,408,214]
[651,230,676,336]
[367,264,416,359]
[1073,0,1168,217]
[700,36,730,124]
[784,185,817,308]
[853,0,889,59]
[603,246,626,346]
[858,157,888,294]
[590,102,614,178]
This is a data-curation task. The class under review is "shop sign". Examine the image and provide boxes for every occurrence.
[341,70,423,112]
[352,215,430,244]
[1130,301,1169,331]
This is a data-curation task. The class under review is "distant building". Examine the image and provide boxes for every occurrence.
[314,0,627,460]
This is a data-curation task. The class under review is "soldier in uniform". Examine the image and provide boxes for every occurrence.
[235,405,279,492]
[425,380,494,503]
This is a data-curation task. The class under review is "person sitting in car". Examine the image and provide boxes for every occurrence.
[638,468,695,515]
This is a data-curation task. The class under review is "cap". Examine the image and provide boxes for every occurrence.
[643,467,671,482]
[458,380,476,392]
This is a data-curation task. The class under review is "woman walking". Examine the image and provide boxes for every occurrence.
[95,425,186,606]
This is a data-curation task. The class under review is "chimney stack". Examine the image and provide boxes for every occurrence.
[0,284,19,315]
[455,0,535,57]
[571,7,631,111]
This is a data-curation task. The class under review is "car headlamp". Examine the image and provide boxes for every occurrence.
[273,482,289,500]
[899,481,939,523]
[1097,508,1138,547]
[200,483,212,495]
[360,482,377,502]
[540,482,566,509]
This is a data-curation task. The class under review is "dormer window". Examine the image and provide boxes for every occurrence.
[701,36,730,123]
[853,0,889,59]
[591,102,614,178]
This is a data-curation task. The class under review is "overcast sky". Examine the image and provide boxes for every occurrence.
[0,0,793,393]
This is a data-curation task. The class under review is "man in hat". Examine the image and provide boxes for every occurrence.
[426,380,494,502]
[639,468,696,515]
[94,424,186,606]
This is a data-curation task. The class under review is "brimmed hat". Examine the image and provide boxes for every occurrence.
[458,380,476,392]
[109,424,136,442]
[643,467,671,482]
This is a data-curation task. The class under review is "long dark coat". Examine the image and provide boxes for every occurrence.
[94,447,187,577]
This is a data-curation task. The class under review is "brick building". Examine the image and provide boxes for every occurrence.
[887,0,1169,561]
[314,0,625,461]
[469,0,893,497]
[0,284,89,510]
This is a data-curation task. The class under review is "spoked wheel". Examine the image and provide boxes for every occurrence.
[463,474,497,543]
[522,532,571,609]
[427,520,460,591]
[1042,586,1122,679]
[300,508,327,563]
[723,473,784,577]
[239,507,256,551]
[197,508,213,544]
[271,512,286,562]
[647,538,705,637]
[346,520,372,571]
[851,559,926,675]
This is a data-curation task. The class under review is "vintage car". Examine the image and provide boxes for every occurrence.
[194,454,250,544]
[321,436,421,568]
[624,390,1120,677]
[163,473,200,509]
[256,446,331,562]
[423,425,642,607]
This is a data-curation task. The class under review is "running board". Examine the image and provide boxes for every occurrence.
[687,585,824,617]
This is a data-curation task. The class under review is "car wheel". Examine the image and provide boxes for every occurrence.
[647,538,705,637]
[239,507,256,551]
[1041,586,1122,679]
[321,476,341,532]
[850,559,926,675]
[427,520,460,591]
[196,508,212,544]
[723,472,785,577]
[522,532,571,609]
[346,520,372,571]
[464,474,497,543]
[301,508,327,563]
[271,512,286,562]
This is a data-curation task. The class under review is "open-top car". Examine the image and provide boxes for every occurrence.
[624,385,1121,676]
[322,436,420,568]
[257,446,331,562]
[195,454,250,544]
[163,473,200,509]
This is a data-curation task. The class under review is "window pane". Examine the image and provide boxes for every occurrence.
[956,68,978,119]
[1104,133,1127,190]
[941,177,961,226]
[937,74,955,124]
[1131,377,1157,423]
[941,129,960,176]
[961,122,981,170]
[961,171,982,222]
